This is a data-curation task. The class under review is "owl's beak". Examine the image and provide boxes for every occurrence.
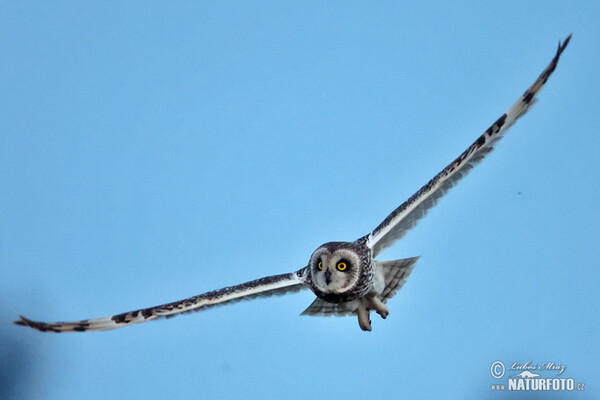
[324,269,332,285]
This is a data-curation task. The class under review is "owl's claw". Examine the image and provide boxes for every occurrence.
[359,317,372,332]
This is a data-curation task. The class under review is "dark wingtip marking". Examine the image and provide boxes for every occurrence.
[523,34,571,101]
[560,33,572,54]
[15,315,34,327]
[555,34,572,60]
[523,91,534,104]
[542,34,572,84]
[14,315,57,332]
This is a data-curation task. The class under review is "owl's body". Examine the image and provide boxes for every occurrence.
[299,238,418,330]
[15,35,571,333]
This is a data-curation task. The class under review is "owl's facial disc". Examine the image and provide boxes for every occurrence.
[310,244,362,293]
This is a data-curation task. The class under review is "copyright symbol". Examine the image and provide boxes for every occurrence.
[490,361,505,379]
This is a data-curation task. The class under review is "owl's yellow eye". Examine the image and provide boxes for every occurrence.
[337,261,347,271]
[317,261,323,270]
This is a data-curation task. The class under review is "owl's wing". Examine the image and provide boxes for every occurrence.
[375,257,419,303]
[15,270,308,333]
[300,299,359,317]
[366,35,571,257]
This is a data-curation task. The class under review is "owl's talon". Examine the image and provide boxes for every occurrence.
[359,319,372,331]
[378,308,389,319]
[366,295,389,320]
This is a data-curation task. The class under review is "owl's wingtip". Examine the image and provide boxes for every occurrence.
[558,34,572,56]
[14,315,31,327]
[13,315,60,332]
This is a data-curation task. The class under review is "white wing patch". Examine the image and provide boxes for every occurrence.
[367,35,571,257]
[15,271,307,333]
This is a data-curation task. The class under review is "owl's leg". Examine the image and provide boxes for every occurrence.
[356,300,372,331]
[366,295,389,319]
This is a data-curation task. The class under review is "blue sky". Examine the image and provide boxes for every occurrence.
[1,2,598,399]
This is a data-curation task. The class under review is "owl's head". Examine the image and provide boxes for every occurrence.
[308,241,369,294]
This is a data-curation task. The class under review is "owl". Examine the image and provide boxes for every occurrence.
[15,35,570,333]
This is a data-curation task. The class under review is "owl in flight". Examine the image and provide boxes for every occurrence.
[15,35,571,332]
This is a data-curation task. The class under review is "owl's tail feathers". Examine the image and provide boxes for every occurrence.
[300,299,360,317]
[375,256,419,302]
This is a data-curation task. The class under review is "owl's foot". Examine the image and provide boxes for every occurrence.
[366,296,389,319]
[356,301,372,331]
